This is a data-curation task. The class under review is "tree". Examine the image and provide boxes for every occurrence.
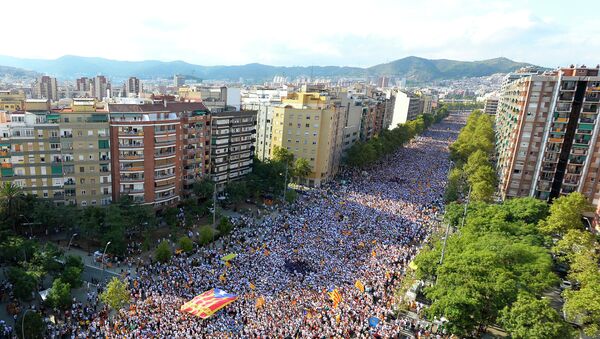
[292,158,312,184]
[444,168,465,203]
[272,146,294,165]
[6,267,37,301]
[499,293,573,339]
[285,189,298,203]
[60,255,84,289]
[193,179,214,201]
[468,165,496,203]
[178,236,194,253]
[553,229,596,262]
[217,217,234,236]
[16,311,44,339]
[563,272,600,337]
[0,182,24,232]
[198,225,214,246]
[163,207,179,228]
[539,192,592,236]
[154,241,172,263]
[224,181,248,207]
[46,278,72,310]
[100,277,131,311]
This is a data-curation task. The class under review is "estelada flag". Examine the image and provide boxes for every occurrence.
[249,282,256,290]
[354,280,365,293]
[328,288,342,308]
[180,288,238,319]
[255,296,265,309]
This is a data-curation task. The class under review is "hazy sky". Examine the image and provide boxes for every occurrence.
[3,0,596,67]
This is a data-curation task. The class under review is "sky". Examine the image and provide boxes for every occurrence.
[2,0,597,68]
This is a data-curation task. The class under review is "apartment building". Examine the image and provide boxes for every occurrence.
[56,99,112,206]
[496,65,600,204]
[177,103,211,198]
[108,103,183,207]
[210,110,257,186]
[125,77,142,97]
[336,93,364,152]
[484,95,499,115]
[271,92,343,187]
[0,90,25,111]
[386,90,422,129]
[32,76,58,101]
[0,100,64,202]
[242,87,287,161]
[92,76,110,100]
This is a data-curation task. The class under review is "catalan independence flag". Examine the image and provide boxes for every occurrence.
[354,280,365,293]
[328,288,342,308]
[180,288,238,319]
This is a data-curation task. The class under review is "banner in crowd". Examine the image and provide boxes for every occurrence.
[180,288,238,319]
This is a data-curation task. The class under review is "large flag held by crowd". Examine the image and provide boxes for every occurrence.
[180,288,238,319]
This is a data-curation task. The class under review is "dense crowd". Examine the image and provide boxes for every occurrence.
[18,115,463,338]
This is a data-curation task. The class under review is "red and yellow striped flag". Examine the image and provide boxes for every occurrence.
[355,280,365,293]
[328,288,342,308]
[180,289,238,319]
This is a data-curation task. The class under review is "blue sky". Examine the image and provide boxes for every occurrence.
[3,0,597,67]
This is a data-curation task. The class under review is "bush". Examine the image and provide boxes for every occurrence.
[217,217,234,236]
[178,236,194,253]
[154,241,172,263]
[198,226,214,246]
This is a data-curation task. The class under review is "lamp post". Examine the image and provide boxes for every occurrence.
[101,241,111,283]
[21,309,34,339]
[67,233,78,251]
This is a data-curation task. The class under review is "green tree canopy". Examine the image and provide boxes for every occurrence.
[6,267,37,301]
[539,192,592,236]
[46,278,72,310]
[178,236,194,253]
[292,158,312,183]
[16,311,44,339]
[100,277,131,311]
[499,293,573,339]
[154,241,172,263]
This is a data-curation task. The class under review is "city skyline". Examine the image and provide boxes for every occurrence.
[2,0,596,68]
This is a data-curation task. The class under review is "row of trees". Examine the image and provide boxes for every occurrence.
[413,197,572,338]
[446,110,496,202]
[413,191,600,338]
[345,106,450,168]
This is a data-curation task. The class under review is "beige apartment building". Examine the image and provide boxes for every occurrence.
[271,92,343,187]
[496,66,600,205]
[57,98,112,206]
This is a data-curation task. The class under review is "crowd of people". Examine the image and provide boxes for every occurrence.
[22,115,463,338]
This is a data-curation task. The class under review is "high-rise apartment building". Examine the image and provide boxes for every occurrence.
[174,74,185,88]
[57,98,112,206]
[125,77,142,97]
[271,92,343,187]
[386,90,422,129]
[76,77,91,92]
[32,76,58,101]
[210,110,257,186]
[496,66,600,204]
[484,95,499,115]
[108,103,183,207]
[92,76,110,100]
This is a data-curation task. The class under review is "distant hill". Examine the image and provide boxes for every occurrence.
[0,65,40,78]
[0,55,539,82]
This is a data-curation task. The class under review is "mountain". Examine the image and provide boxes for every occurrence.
[0,65,40,78]
[367,56,536,81]
[0,55,538,82]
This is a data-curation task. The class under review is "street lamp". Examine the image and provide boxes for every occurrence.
[101,241,111,283]
[67,233,78,251]
[21,309,34,339]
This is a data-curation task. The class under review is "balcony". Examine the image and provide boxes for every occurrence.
[155,172,176,180]
[121,188,145,194]
[585,95,600,103]
[120,176,144,182]
[119,142,144,149]
[61,133,73,138]
[120,165,145,172]
[119,154,144,161]
[118,130,144,137]
[154,151,176,159]
[0,150,9,157]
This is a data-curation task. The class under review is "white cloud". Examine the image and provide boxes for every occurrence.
[0,0,595,67]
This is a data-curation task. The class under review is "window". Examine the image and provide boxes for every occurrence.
[79,167,85,173]
[80,178,85,184]
[77,131,83,136]
[305,124,310,127]
[88,130,93,136]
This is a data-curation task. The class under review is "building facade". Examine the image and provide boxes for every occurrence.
[271,92,343,187]
[32,76,58,101]
[496,66,600,204]
[57,99,112,206]
[210,111,257,186]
